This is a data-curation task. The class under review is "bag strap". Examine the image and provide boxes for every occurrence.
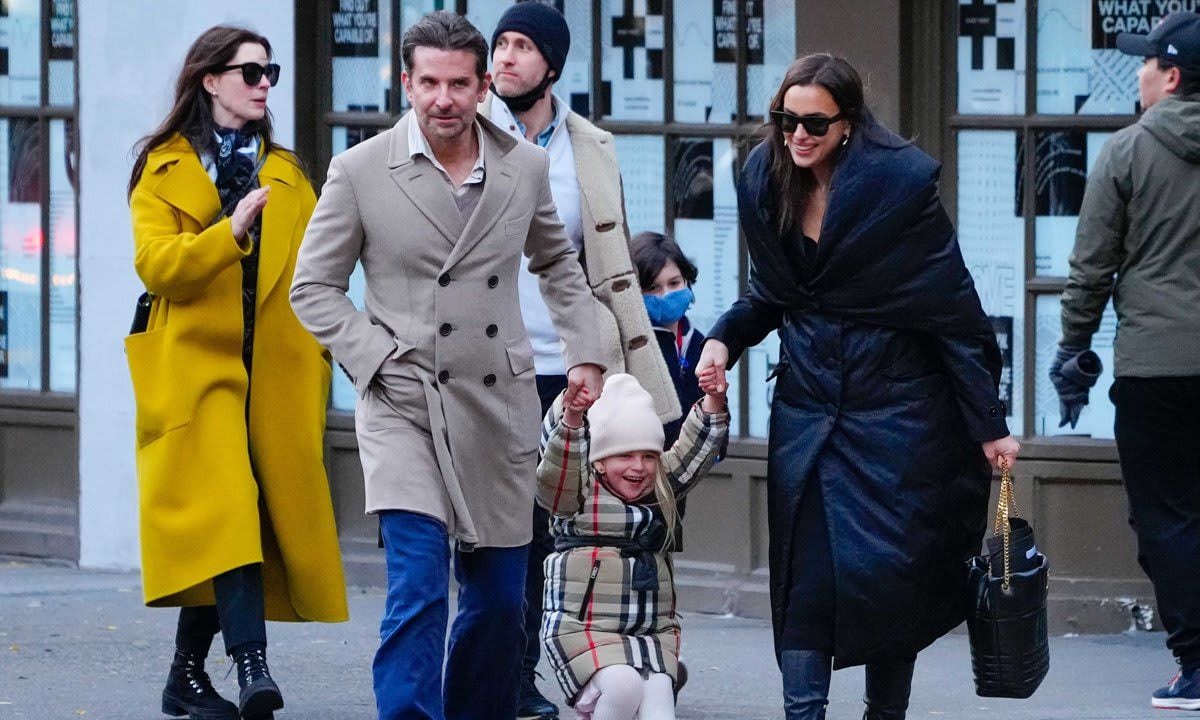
[993,457,1016,590]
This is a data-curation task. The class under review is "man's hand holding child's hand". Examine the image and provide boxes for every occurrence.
[700,373,728,414]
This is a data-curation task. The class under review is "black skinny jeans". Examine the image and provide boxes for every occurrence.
[175,563,267,658]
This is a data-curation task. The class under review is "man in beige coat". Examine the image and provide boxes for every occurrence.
[289,12,603,720]
[483,5,681,717]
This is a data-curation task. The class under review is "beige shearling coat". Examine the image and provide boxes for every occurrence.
[290,112,603,548]
[481,94,681,424]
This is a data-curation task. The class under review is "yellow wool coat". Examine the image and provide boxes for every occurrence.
[125,134,347,623]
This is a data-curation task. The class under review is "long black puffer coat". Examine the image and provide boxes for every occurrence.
[710,126,1010,669]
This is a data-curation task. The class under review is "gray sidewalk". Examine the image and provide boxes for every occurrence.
[0,561,1189,719]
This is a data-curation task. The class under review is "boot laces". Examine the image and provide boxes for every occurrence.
[236,648,271,685]
[176,653,219,696]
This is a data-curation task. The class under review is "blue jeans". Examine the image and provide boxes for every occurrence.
[374,510,528,720]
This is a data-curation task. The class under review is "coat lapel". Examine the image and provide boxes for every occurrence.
[388,114,466,246]
[149,141,220,227]
[442,118,520,272]
[255,151,301,300]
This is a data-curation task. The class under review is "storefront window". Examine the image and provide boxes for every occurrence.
[957,130,1024,436]
[953,1,1135,441]
[0,1,78,395]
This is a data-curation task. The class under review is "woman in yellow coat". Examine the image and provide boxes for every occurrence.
[125,26,347,720]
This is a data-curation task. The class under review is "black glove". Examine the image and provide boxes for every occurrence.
[1048,344,1103,429]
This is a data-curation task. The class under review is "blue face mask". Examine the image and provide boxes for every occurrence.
[643,287,693,327]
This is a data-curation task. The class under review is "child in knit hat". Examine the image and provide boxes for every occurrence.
[535,372,728,719]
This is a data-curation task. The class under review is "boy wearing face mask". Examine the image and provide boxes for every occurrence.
[631,232,705,446]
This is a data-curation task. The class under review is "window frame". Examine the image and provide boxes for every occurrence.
[0,0,80,399]
[943,0,1134,448]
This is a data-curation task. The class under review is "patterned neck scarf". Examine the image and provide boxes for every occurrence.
[213,125,258,209]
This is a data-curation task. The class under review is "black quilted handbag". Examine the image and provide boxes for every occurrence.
[966,459,1050,698]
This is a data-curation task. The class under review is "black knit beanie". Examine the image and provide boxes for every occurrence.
[490,2,571,79]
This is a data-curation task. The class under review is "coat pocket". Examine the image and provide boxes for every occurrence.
[505,337,539,462]
[124,329,193,447]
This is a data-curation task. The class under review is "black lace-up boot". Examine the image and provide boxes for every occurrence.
[161,649,239,719]
[233,646,283,718]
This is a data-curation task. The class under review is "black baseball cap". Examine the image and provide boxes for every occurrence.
[1117,11,1200,70]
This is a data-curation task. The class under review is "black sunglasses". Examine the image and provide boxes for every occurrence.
[770,110,844,137]
[215,62,281,87]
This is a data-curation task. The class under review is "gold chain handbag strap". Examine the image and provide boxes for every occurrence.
[993,457,1016,590]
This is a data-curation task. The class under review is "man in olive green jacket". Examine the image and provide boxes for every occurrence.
[1053,11,1200,711]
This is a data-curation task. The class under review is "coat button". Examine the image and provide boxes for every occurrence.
[988,406,998,417]
[438,370,450,384]
[439,323,452,336]
[438,273,451,287]
[486,324,498,338]
[483,374,497,387]
[488,275,499,288]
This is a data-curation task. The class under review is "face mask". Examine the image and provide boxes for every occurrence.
[492,70,555,113]
[643,287,693,327]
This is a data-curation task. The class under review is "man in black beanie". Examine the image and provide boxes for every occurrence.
[482,3,682,718]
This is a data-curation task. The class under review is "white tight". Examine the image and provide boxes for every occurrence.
[574,665,675,720]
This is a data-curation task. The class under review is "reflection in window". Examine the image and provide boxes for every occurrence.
[0,118,44,390]
[1033,294,1116,439]
[1036,0,1140,115]
[957,0,1026,115]
[669,137,744,434]
[672,1,735,123]
[49,119,76,392]
[1031,130,1113,277]
[331,0,393,113]
[614,134,664,236]
[745,0,796,119]
[957,130,1024,434]
[600,0,664,121]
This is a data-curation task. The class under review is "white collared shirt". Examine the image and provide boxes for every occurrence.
[490,93,583,375]
[407,113,486,195]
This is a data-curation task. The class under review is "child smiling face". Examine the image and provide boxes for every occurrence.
[594,451,661,503]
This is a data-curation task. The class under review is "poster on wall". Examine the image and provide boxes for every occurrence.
[958,0,1026,114]
[601,0,664,120]
[1036,0,1142,114]
[48,0,72,61]
[0,290,8,378]
[0,0,40,105]
[332,0,379,57]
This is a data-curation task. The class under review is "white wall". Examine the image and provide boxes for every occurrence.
[78,0,295,569]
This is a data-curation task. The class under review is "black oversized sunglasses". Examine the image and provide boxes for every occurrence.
[770,110,844,137]
[215,62,281,87]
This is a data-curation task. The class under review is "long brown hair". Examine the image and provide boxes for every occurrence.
[760,53,869,236]
[128,26,283,197]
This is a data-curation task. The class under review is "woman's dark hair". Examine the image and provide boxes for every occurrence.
[1158,57,1200,96]
[630,231,699,290]
[401,10,489,79]
[128,25,286,197]
[760,53,873,235]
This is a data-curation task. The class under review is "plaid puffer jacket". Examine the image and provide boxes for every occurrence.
[536,397,728,703]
